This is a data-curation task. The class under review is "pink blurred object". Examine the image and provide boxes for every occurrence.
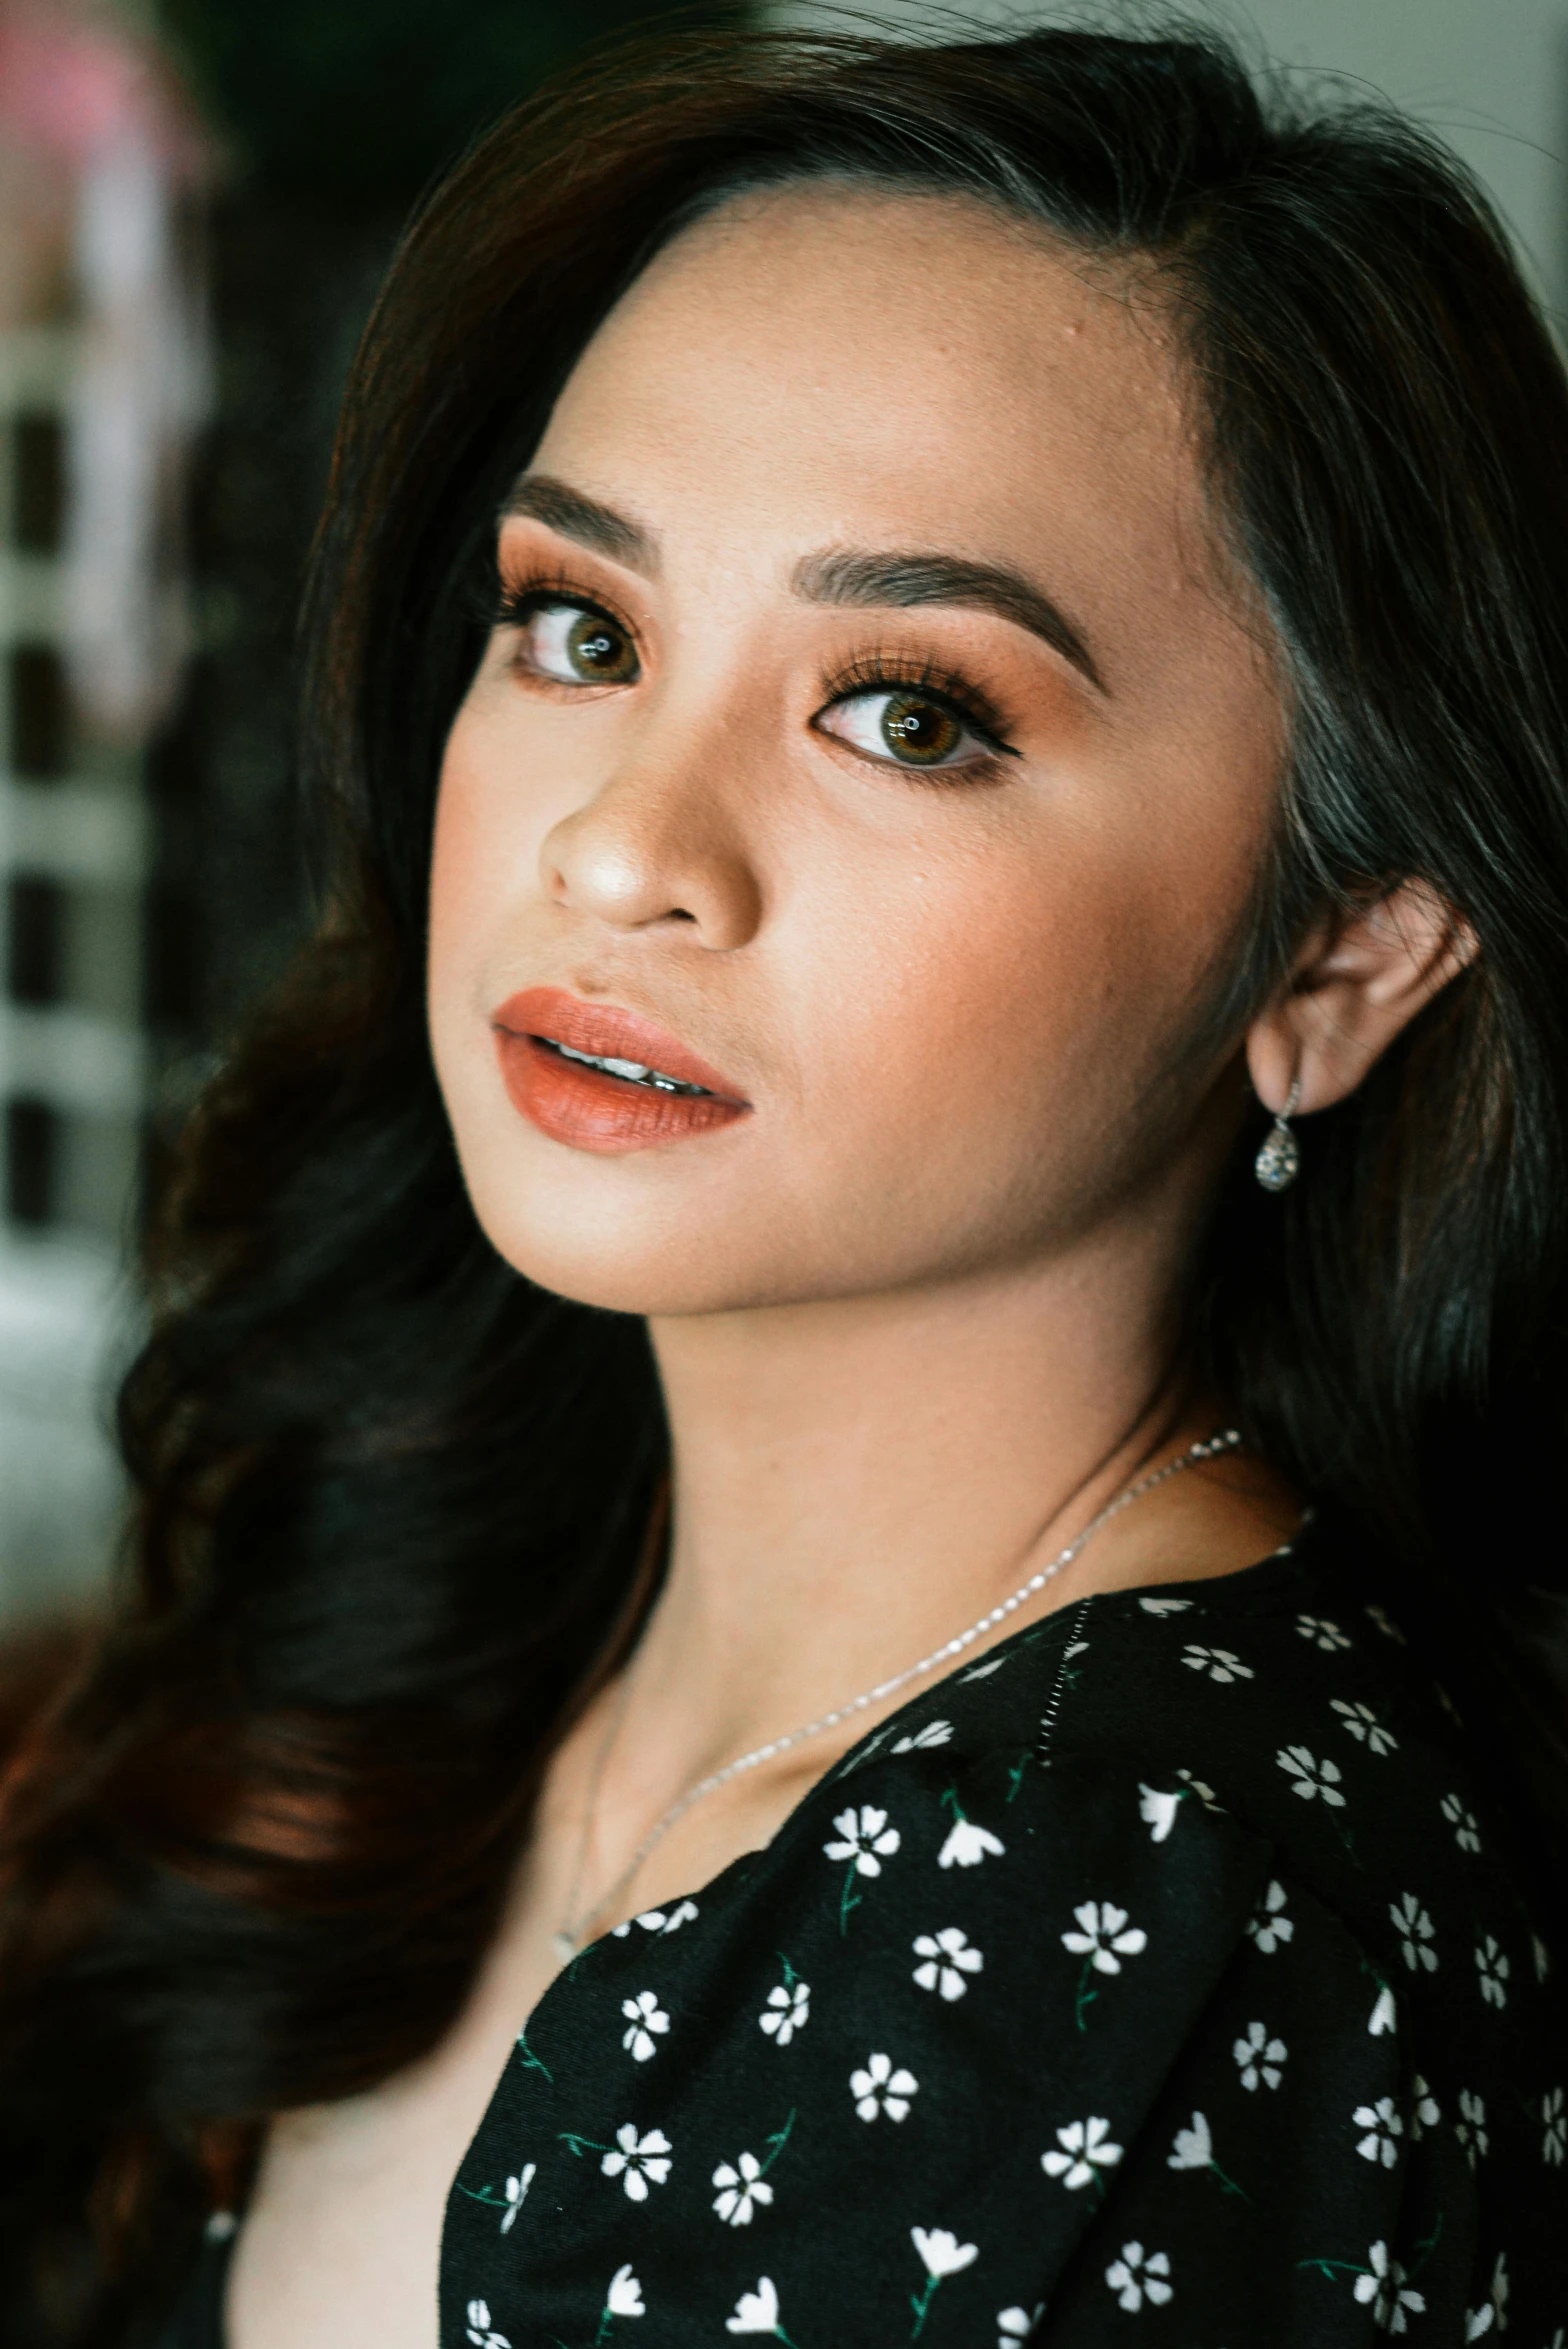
[0,0,204,175]
[0,0,214,739]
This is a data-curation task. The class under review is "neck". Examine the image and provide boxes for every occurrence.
[632,1215,1204,1783]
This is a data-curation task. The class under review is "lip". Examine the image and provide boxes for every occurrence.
[492,985,751,1155]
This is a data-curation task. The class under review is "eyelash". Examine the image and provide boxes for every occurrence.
[493,573,620,635]
[816,647,1018,765]
[491,573,1020,770]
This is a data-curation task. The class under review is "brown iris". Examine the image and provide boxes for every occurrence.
[566,610,638,682]
[881,692,962,765]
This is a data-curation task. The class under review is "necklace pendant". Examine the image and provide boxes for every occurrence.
[551,1929,578,1964]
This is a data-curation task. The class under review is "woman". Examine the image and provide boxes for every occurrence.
[1,18,1564,2345]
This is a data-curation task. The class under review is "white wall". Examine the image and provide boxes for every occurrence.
[775,2,1568,308]
[1229,0,1568,306]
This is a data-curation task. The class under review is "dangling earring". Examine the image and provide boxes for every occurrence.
[1254,1076,1302,1192]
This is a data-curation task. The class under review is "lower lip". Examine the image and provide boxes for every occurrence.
[495,1032,750,1155]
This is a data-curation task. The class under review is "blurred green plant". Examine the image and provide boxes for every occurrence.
[160,0,742,202]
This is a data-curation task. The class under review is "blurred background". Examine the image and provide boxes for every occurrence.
[0,0,1564,1620]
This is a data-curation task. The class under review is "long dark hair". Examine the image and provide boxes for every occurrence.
[3,18,1567,2340]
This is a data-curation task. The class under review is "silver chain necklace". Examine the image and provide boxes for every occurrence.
[552,1425,1242,1961]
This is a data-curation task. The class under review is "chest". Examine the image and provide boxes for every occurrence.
[223,1741,836,2349]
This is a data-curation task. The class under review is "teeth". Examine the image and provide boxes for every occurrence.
[552,1040,710,1096]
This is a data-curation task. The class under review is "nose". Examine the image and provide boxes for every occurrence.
[540,727,763,951]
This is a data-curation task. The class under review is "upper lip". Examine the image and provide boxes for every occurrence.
[492,985,750,1103]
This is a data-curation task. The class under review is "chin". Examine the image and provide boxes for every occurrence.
[455,1156,775,1318]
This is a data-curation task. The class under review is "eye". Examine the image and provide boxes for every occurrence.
[509,597,640,686]
[817,687,996,771]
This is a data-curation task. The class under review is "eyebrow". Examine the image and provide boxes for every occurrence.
[501,474,659,573]
[791,548,1105,692]
[503,474,1104,692]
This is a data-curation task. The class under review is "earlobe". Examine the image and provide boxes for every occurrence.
[1245,878,1477,1121]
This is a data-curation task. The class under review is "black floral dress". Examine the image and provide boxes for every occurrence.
[164,1519,1568,2345]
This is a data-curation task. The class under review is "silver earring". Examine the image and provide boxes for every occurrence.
[1254,1077,1302,1192]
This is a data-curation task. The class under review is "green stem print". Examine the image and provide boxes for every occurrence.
[514,2028,554,2083]
[1073,1953,1099,2032]
[760,2109,797,2177]
[909,2275,943,2338]
[559,2131,609,2159]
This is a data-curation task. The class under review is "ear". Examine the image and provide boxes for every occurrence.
[1246,879,1478,1117]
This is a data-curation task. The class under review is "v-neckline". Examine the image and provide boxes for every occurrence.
[528,1528,1313,2027]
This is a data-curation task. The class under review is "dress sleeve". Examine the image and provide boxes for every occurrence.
[1014,1783,1479,2342]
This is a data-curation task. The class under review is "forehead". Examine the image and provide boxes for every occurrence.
[532,182,1239,677]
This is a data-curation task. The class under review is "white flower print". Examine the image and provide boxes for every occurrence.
[758,1978,810,2047]
[1138,1783,1180,1842]
[1409,2078,1440,2139]
[1105,2242,1173,2313]
[713,2150,774,2227]
[892,1720,953,1753]
[996,2305,1044,2345]
[1176,1767,1223,1810]
[611,1900,698,1938]
[1233,2020,1287,2091]
[1167,2110,1212,2170]
[466,2302,511,2349]
[959,1654,1011,1681]
[1455,2088,1488,2166]
[913,1926,983,2001]
[1441,1792,1482,1852]
[1296,1612,1351,1651]
[726,2277,784,2336]
[1354,2241,1426,2331]
[938,1818,1006,1869]
[605,2264,645,2319]
[1354,2096,1404,2168]
[620,1991,669,2063]
[501,2162,536,2232]
[911,2227,979,2278]
[824,1805,901,1877]
[1475,1934,1510,2008]
[1246,1879,1294,1953]
[1543,2085,1566,2166]
[1277,1745,1347,1805]
[1042,2115,1124,2189]
[909,2229,978,2338]
[1476,2251,1508,2335]
[1390,1892,1438,1972]
[1138,1595,1192,1614]
[851,2051,918,2122]
[1533,1933,1552,1982]
[1061,1900,1148,1975]
[1182,1642,1254,1683]
[1364,1602,1408,1644]
[600,2124,673,2201]
[1331,1698,1398,1755]
[1368,1984,1398,2036]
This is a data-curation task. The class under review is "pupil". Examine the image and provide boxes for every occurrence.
[883,694,959,764]
[569,614,626,674]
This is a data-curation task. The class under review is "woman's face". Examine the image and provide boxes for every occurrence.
[429,185,1284,1315]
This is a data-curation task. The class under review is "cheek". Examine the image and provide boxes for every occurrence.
[426,703,537,1121]
[780,796,1258,1237]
